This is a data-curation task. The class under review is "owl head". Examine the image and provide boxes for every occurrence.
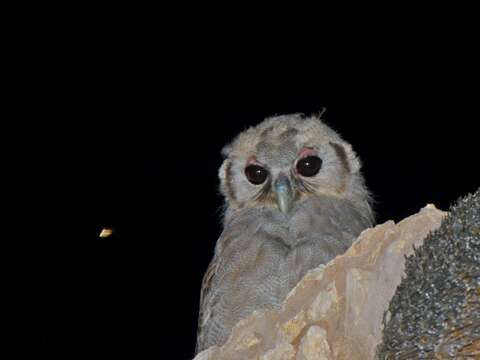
[219,113,372,219]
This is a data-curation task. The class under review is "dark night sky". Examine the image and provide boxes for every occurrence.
[4,3,478,360]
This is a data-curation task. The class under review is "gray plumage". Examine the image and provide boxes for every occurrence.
[196,113,374,353]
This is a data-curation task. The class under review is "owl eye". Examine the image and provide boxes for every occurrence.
[245,164,268,185]
[296,156,322,177]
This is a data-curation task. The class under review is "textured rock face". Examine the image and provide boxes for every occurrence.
[194,205,446,360]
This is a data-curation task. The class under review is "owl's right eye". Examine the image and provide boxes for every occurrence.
[245,164,268,185]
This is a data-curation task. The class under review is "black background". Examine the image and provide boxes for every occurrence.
[4,3,478,360]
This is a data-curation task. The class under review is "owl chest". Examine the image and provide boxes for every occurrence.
[216,215,352,314]
[221,229,321,307]
[254,212,322,249]
[228,220,323,281]
[219,207,352,292]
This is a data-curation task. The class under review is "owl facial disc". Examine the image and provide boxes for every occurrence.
[274,173,293,213]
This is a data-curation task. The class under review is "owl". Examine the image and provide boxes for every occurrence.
[196,113,374,353]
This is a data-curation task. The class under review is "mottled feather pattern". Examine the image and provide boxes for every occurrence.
[196,113,373,353]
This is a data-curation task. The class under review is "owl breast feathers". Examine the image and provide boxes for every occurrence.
[196,113,374,353]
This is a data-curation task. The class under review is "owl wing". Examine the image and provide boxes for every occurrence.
[196,251,220,352]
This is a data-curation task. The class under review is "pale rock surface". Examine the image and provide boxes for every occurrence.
[193,205,446,360]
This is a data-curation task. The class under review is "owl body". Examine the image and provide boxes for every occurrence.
[196,114,373,353]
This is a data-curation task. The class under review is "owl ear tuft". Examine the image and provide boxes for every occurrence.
[316,107,327,119]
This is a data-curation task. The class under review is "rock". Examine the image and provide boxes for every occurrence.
[377,189,480,358]
[297,326,332,360]
[193,205,446,360]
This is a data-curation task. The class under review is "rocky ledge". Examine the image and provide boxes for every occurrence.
[194,204,446,360]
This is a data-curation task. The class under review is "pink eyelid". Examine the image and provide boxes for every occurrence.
[297,147,317,158]
[246,156,259,166]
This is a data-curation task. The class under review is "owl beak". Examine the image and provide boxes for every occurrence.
[274,175,294,213]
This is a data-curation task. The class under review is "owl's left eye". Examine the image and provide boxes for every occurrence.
[245,164,268,185]
[296,156,322,177]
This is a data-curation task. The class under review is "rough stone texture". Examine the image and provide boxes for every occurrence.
[377,189,480,359]
[194,204,446,360]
